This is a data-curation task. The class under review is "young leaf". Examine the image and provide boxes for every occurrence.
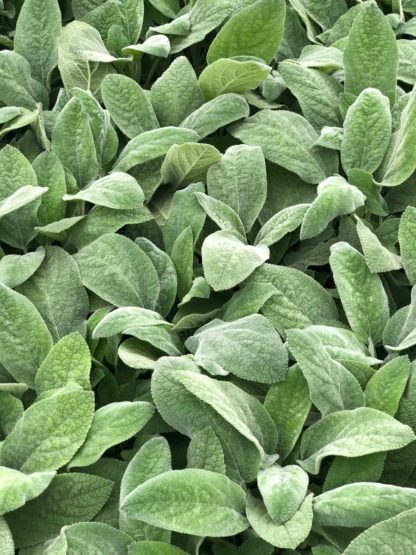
[399,206,416,284]
[255,204,309,247]
[299,407,415,474]
[207,0,286,64]
[187,427,226,474]
[122,469,249,537]
[383,287,416,351]
[69,401,154,468]
[45,522,133,554]
[161,143,222,187]
[0,249,45,289]
[329,242,390,344]
[0,467,55,516]
[195,192,246,237]
[365,356,410,416]
[356,218,402,273]
[202,231,269,291]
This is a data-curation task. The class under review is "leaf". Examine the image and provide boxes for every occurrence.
[356,218,402,273]
[0,467,55,516]
[384,287,416,351]
[92,307,169,338]
[122,35,170,59]
[195,192,246,236]
[229,109,337,184]
[150,56,204,127]
[122,469,249,536]
[257,464,308,525]
[69,21,122,63]
[202,231,269,291]
[171,226,193,300]
[0,390,94,472]
[187,427,226,474]
[207,0,286,64]
[52,96,99,188]
[0,518,13,555]
[255,204,309,247]
[0,283,52,387]
[246,493,313,549]
[343,3,398,107]
[199,59,270,101]
[342,508,416,555]
[186,314,288,383]
[161,143,222,187]
[299,407,415,474]
[300,176,365,240]
[0,249,45,288]
[113,127,199,173]
[314,482,416,528]
[35,332,91,398]
[7,473,113,548]
[247,264,338,337]
[101,74,159,139]
[288,328,364,416]
[14,0,61,86]
[399,206,416,284]
[129,543,188,555]
[69,401,154,468]
[33,151,66,227]
[329,242,390,343]
[265,365,312,460]
[341,88,392,174]
[0,186,47,219]
[75,233,160,309]
[207,144,267,232]
[17,246,89,343]
[63,173,144,209]
[279,61,342,130]
[45,522,133,554]
[0,51,48,110]
[180,93,249,139]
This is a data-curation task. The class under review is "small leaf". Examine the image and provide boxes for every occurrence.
[0,467,55,516]
[399,206,416,284]
[187,427,226,474]
[161,143,222,187]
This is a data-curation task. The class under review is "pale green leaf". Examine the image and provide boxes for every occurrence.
[0,467,55,516]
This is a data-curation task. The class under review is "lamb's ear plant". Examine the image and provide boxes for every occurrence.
[1,0,416,553]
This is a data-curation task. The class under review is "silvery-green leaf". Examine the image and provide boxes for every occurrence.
[398,39,416,85]
[0,390,94,472]
[202,231,269,291]
[246,493,313,549]
[0,106,22,124]
[288,328,364,416]
[314,482,416,528]
[399,206,416,283]
[118,338,160,370]
[379,86,416,187]
[129,542,187,555]
[0,284,52,387]
[33,151,66,228]
[297,44,344,70]
[0,186,47,219]
[122,469,248,536]
[0,518,13,554]
[229,110,338,184]
[356,218,402,273]
[101,74,159,139]
[365,356,410,417]
[265,365,311,460]
[171,226,193,299]
[0,51,48,110]
[35,332,91,398]
[120,436,171,540]
[93,307,169,339]
[301,176,365,240]
[384,287,416,351]
[187,427,225,474]
[299,407,415,474]
[150,56,204,127]
[207,144,267,232]
[279,61,342,130]
[163,182,206,253]
[14,0,61,86]
[314,126,343,150]
[113,127,199,173]
[255,203,309,247]
[186,314,288,383]
[0,467,55,516]
[341,88,392,174]
[52,96,99,188]
[161,143,221,187]
[69,401,154,468]
[17,246,89,342]
[169,0,233,54]
[0,248,45,288]
[343,3,398,107]
[180,93,249,139]
[0,106,39,139]
[195,192,246,237]
[257,464,308,525]
[247,264,338,337]
[207,0,286,64]
[329,242,390,344]
[69,21,124,62]
[198,59,270,101]
[63,173,144,209]
[123,35,170,58]
[35,216,86,241]
[179,277,210,307]
[75,233,160,309]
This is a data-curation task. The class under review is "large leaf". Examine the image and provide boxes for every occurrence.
[122,469,249,536]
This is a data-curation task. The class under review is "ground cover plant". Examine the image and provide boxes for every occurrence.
[2,0,416,553]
